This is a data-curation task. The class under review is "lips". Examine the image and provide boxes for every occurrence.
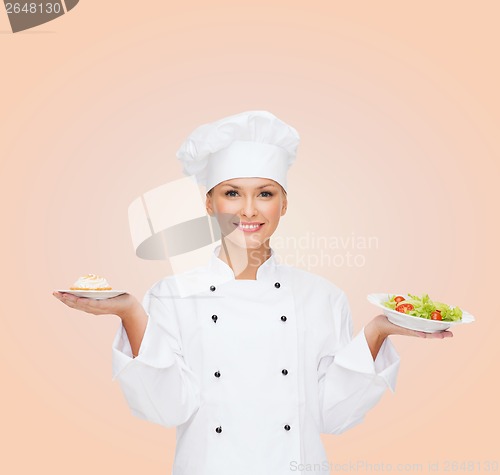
[233,222,264,232]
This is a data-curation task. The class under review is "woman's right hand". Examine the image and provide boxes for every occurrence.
[52,291,141,320]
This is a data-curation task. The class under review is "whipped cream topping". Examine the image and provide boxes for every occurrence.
[70,274,112,290]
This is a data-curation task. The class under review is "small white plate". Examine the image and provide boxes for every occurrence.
[367,293,475,333]
[57,290,127,300]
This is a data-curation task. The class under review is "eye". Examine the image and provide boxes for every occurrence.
[224,189,274,197]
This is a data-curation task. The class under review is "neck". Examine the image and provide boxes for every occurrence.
[218,239,272,280]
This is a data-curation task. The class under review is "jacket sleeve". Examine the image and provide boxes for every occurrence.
[318,291,400,435]
[111,282,201,428]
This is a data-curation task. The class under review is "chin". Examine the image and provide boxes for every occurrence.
[222,234,267,250]
[238,239,264,250]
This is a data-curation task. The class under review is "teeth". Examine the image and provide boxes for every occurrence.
[239,224,260,229]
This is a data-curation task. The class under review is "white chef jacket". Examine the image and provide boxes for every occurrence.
[112,244,400,475]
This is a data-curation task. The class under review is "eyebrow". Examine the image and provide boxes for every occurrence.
[221,183,277,190]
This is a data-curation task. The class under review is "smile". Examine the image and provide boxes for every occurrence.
[233,222,264,232]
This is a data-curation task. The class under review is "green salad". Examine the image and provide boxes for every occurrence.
[383,293,463,322]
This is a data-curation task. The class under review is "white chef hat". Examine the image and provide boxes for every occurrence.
[176,110,300,192]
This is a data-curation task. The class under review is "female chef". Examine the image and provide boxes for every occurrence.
[53,110,452,475]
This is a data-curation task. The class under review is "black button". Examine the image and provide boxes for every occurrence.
[284,424,291,431]
[214,371,221,378]
[274,282,281,288]
[216,426,222,433]
[212,314,218,323]
[210,285,216,292]
[282,369,288,375]
[281,315,287,322]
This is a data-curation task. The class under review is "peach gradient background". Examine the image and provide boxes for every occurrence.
[1,1,499,473]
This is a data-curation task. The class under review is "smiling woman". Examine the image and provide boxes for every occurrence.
[54,110,451,475]
[205,177,287,276]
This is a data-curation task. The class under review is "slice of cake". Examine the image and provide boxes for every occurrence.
[70,274,112,291]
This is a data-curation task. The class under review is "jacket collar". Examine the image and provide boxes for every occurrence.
[208,244,278,283]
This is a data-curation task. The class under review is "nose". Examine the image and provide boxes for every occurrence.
[240,196,258,218]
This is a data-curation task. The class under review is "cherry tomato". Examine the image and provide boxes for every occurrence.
[394,296,406,304]
[431,311,442,320]
[395,303,414,313]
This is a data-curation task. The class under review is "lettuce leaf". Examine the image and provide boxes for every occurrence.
[383,293,462,321]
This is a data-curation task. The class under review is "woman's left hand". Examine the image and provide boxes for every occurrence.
[364,314,453,360]
[369,314,454,340]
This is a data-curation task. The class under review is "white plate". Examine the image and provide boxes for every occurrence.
[367,293,475,333]
[57,290,127,300]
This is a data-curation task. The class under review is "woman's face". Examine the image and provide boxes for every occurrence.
[205,177,287,249]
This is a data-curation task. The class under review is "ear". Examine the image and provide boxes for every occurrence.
[206,193,214,216]
[281,195,288,216]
